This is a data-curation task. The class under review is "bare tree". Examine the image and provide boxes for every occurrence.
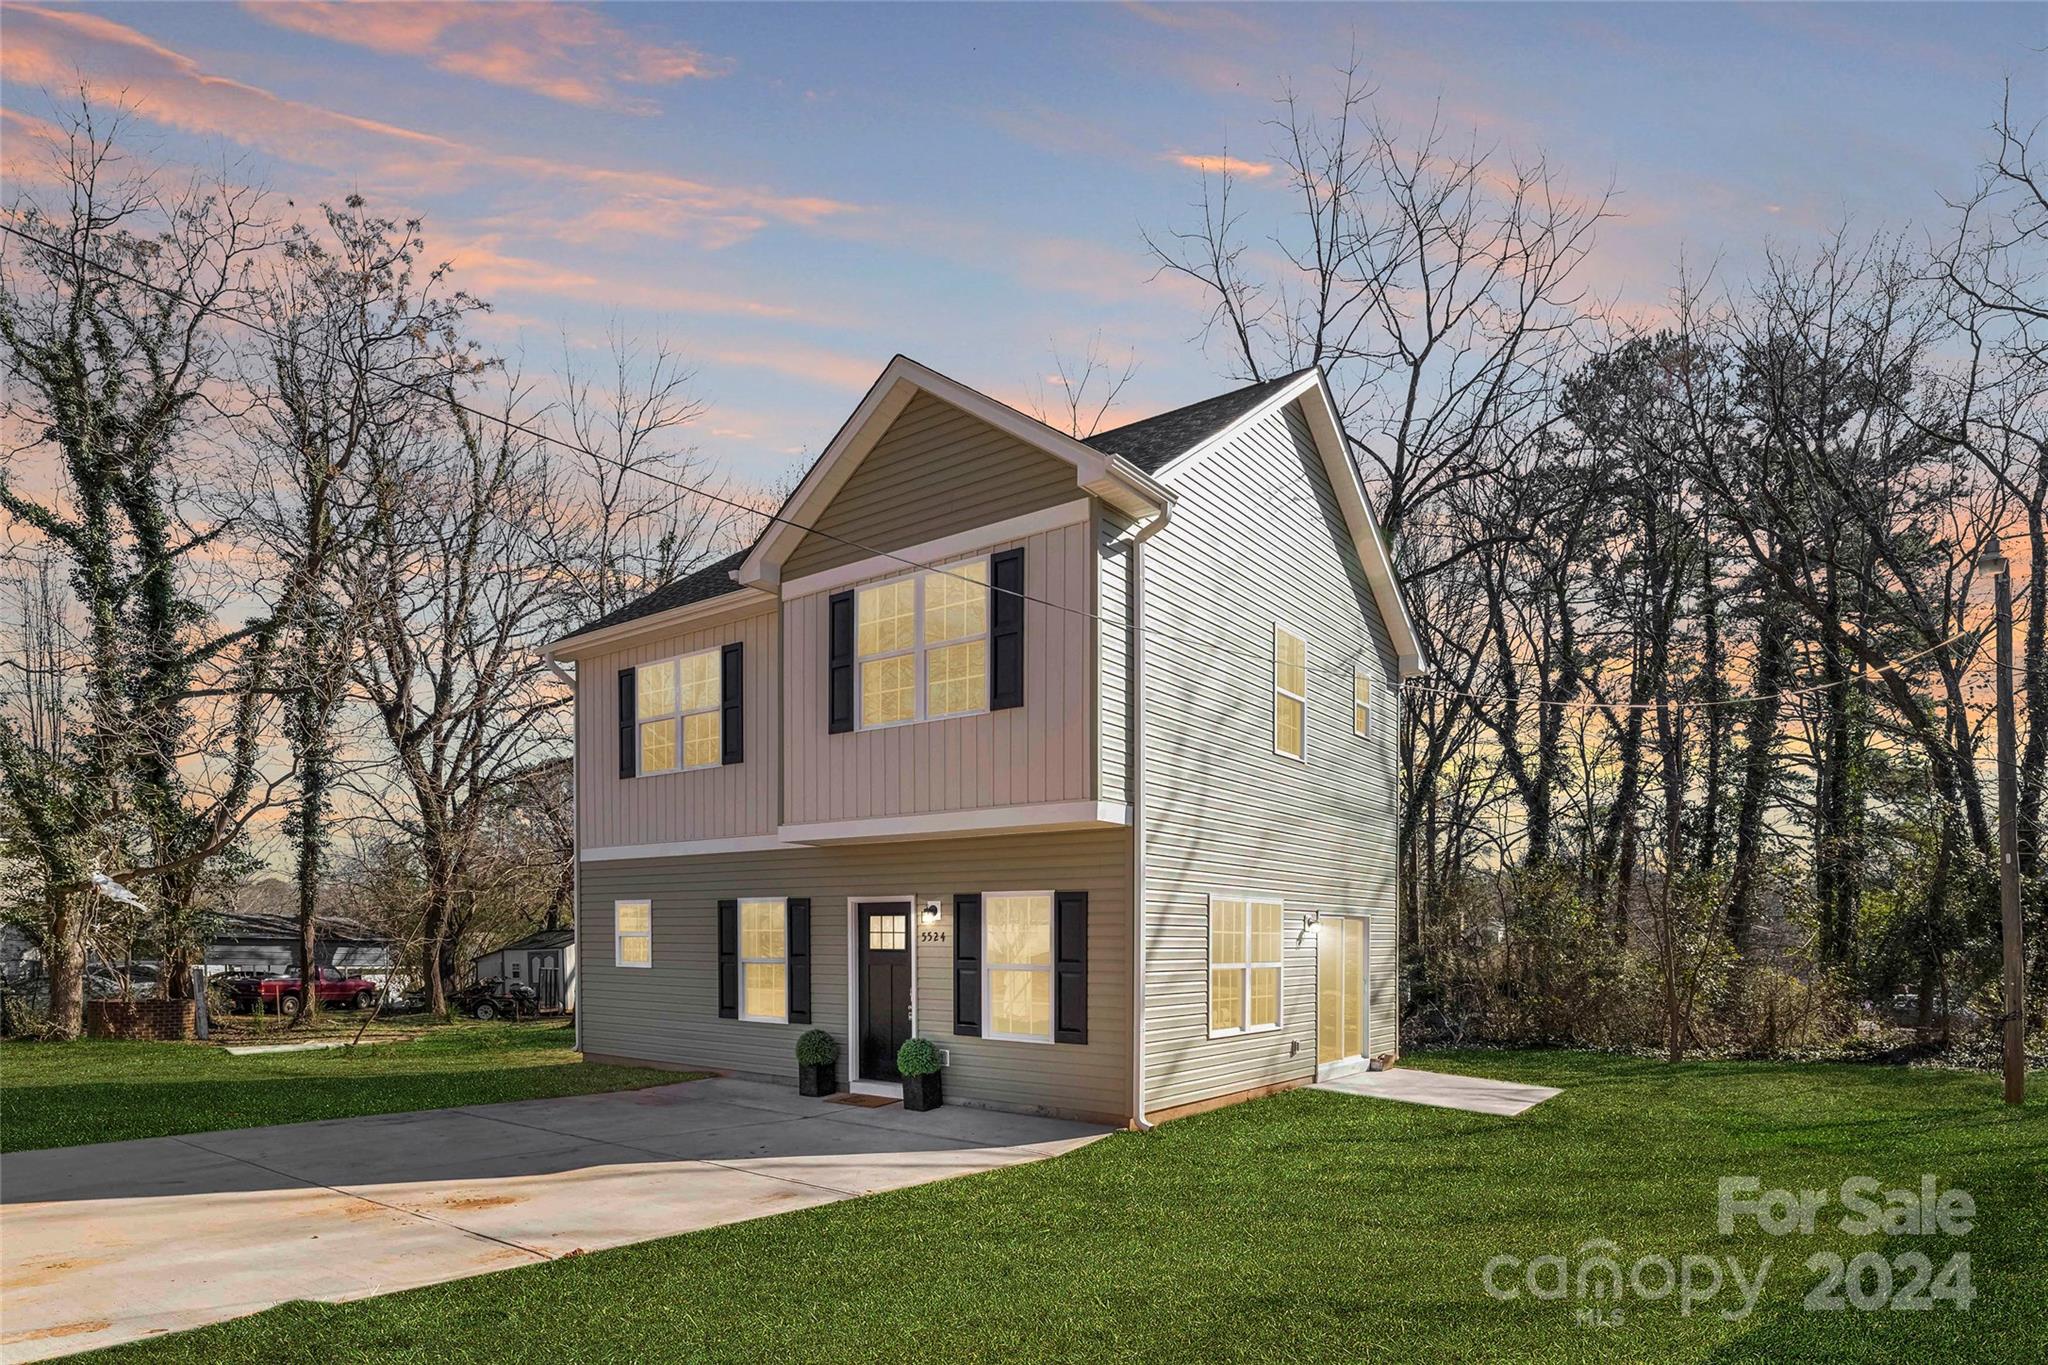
[1027,331,1140,438]
[0,98,288,1036]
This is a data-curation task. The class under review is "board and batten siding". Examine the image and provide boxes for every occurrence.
[578,828,1132,1123]
[782,518,1097,826]
[575,606,779,851]
[781,391,1085,579]
[1139,400,1401,1115]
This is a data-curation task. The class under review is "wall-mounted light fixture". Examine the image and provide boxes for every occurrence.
[920,902,942,925]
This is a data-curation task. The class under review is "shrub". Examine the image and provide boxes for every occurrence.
[896,1037,941,1076]
[795,1028,839,1066]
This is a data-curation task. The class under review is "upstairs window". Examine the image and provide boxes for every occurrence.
[1209,894,1283,1036]
[1354,665,1373,739]
[638,648,721,774]
[857,559,989,728]
[1274,624,1307,760]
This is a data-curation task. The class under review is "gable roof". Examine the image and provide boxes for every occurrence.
[474,927,574,959]
[1082,369,1315,474]
[738,355,1171,588]
[555,549,752,645]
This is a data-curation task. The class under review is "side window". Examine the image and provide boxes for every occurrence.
[983,891,1053,1042]
[1209,894,1284,1036]
[615,899,652,967]
[1353,665,1372,739]
[855,559,991,729]
[1274,625,1306,760]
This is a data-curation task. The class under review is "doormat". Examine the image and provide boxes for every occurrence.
[829,1093,899,1108]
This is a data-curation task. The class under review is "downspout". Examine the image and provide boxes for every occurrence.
[545,649,581,1055]
[1127,504,1171,1130]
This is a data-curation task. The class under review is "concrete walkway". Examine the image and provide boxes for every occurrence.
[0,1078,1107,1361]
[1314,1067,1560,1116]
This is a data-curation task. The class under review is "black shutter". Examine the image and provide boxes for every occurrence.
[787,898,811,1024]
[828,590,855,733]
[720,642,744,765]
[617,667,637,778]
[953,893,982,1036]
[1054,890,1089,1044]
[990,548,1025,710]
[717,899,738,1018]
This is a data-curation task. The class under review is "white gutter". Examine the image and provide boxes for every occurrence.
[1126,503,1171,1131]
[545,649,583,1056]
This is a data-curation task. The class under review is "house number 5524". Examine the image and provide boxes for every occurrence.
[919,928,947,945]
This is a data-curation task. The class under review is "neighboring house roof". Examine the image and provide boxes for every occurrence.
[1082,369,1316,474]
[210,908,390,945]
[556,548,752,644]
[472,927,575,960]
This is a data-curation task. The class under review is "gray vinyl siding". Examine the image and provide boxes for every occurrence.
[1138,400,1401,1114]
[782,519,1096,825]
[782,391,1083,579]
[1096,506,1133,807]
[576,606,780,850]
[578,828,1132,1123]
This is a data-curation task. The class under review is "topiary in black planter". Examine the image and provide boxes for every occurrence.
[795,1028,839,1097]
[897,1037,943,1111]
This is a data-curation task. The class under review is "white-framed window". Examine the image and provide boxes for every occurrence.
[614,899,652,968]
[856,558,990,729]
[1274,624,1307,760]
[637,648,721,774]
[1209,893,1283,1036]
[1353,664,1372,739]
[982,890,1054,1043]
[739,897,789,1023]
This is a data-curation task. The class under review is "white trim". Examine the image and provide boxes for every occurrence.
[847,894,917,1084]
[737,896,791,1024]
[582,834,788,862]
[1206,890,1286,1039]
[780,801,1129,846]
[613,898,652,969]
[1313,912,1374,1077]
[1272,621,1307,762]
[782,499,1089,600]
[549,585,776,660]
[1150,368,1426,678]
[739,355,1167,587]
[980,889,1057,1045]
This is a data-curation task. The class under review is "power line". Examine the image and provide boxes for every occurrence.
[0,218,2000,717]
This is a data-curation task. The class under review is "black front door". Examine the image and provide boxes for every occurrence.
[858,902,913,1081]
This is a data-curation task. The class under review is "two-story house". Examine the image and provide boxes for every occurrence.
[549,355,1423,1126]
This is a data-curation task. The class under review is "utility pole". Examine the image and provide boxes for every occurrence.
[1981,541,2025,1106]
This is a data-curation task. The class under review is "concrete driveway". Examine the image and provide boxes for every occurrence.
[0,1078,1107,1361]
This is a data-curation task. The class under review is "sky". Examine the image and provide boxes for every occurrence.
[2,1,2043,495]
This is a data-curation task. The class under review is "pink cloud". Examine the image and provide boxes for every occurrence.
[2,6,854,249]
[246,1,729,114]
[1168,152,1275,178]
[446,238,818,322]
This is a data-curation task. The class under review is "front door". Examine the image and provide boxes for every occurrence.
[857,903,913,1081]
[1317,916,1370,1074]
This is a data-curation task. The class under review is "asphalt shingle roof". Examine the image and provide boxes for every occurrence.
[557,548,751,642]
[1082,367,1315,474]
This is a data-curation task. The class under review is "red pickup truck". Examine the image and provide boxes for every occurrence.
[223,966,379,1016]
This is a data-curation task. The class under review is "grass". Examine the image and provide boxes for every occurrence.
[85,1050,2045,1363]
[0,1021,689,1152]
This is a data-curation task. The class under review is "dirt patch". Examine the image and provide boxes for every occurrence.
[4,1254,105,1289]
[441,1194,521,1212]
[1,1319,111,1345]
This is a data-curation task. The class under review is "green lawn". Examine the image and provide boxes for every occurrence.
[0,1022,687,1152]
[85,1051,2045,1363]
